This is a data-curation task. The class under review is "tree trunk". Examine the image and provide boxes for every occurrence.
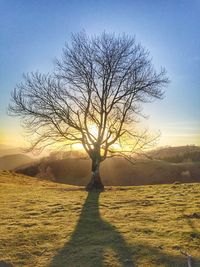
[86,158,104,192]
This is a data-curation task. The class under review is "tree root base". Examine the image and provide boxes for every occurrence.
[85,180,104,192]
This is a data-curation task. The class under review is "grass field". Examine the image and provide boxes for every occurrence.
[0,170,200,266]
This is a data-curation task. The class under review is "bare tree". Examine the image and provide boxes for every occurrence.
[9,32,169,191]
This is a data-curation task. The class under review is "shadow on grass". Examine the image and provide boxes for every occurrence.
[49,192,188,267]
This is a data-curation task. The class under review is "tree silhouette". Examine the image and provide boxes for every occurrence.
[9,32,168,191]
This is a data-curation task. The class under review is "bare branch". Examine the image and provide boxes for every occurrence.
[9,32,169,165]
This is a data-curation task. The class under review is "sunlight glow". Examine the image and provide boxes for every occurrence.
[88,124,99,139]
[110,143,122,151]
[72,143,84,150]
[71,125,123,152]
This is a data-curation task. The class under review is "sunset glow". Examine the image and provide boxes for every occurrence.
[0,1,199,150]
[88,124,99,140]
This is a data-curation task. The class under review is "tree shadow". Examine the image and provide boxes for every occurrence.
[49,192,189,267]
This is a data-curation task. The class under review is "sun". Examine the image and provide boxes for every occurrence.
[110,143,122,151]
[71,124,122,152]
[72,143,84,150]
[89,124,99,139]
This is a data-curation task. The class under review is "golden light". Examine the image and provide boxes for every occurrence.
[110,143,122,151]
[72,143,84,150]
[88,124,99,139]
[70,124,122,152]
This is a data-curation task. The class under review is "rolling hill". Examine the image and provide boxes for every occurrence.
[16,157,200,186]
[0,170,200,266]
[147,145,200,159]
[0,154,34,170]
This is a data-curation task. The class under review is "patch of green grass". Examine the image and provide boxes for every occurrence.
[0,170,200,266]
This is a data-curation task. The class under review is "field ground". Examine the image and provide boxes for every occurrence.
[0,170,200,266]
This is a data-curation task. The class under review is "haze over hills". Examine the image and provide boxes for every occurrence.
[1,144,199,185]
[148,145,200,159]
[16,145,200,186]
[0,144,23,156]
[0,154,35,171]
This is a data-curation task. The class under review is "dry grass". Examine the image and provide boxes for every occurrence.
[0,170,200,266]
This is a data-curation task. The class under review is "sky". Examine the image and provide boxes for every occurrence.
[0,0,199,148]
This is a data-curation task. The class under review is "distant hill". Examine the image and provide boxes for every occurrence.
[148,145,200,160]
[0,154,35,170]
[16,157,200,186]
[15,145,200,186]
[0,144,23,156]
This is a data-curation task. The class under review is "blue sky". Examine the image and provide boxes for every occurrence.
[0,0,199,146]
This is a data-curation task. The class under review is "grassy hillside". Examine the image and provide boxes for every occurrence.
[17,157,200,186]
[0,171,200,266]
[0,154,34,170]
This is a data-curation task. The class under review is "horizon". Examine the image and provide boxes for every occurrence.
[0,0,200,148]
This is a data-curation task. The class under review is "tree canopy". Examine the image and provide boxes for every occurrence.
[9,32,169,191]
